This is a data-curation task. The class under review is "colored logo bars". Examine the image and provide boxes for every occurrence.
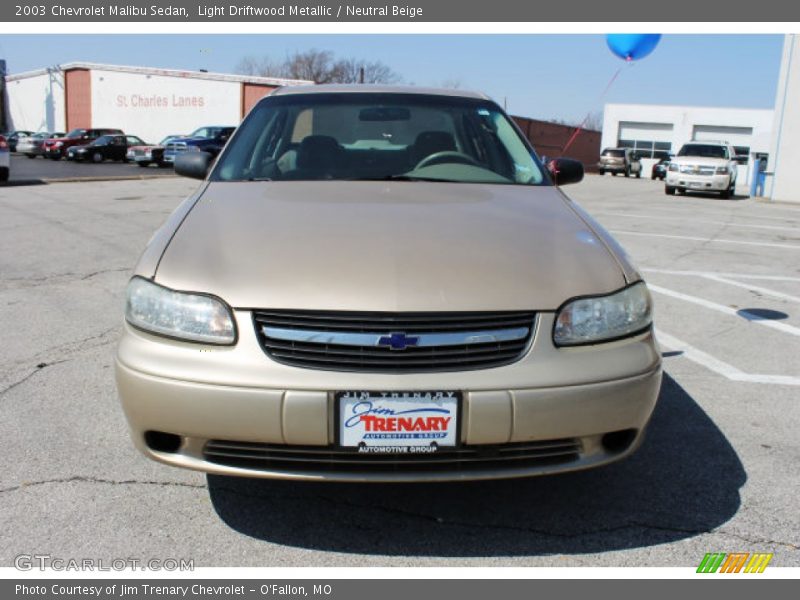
[697,553,773,573]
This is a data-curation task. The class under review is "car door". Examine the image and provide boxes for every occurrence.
[108,136,126,160]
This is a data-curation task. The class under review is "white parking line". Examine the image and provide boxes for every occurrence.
[631,204,800,222]
[610,230,800,250]
[657,330,800,386]
[648,284,800,338]
[595,211,800,233]
[642,268,800,282]
[701,275,800,304]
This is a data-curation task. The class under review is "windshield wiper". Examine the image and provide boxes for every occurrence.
[347,174,461,183]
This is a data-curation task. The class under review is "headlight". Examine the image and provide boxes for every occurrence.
[553,282,652,346]
[668,163,678,172]
[125,277,236,344]
[716,166,729,174]
[54,141,63,147]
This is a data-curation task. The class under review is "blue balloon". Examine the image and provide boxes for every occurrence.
[606,34,662,62]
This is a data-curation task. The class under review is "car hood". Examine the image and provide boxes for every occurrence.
[153,182,628,311]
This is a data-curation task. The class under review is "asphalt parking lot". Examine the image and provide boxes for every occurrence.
[4,154,175,185]
[0,174,798,568]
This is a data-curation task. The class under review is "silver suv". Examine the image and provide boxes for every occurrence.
[598,148,642,178]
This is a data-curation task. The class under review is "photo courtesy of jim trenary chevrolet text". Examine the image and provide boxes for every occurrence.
[0,0,799,597]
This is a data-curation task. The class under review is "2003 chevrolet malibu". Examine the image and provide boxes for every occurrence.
[116,85,662,482]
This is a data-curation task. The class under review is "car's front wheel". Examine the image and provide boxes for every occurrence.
[665,185,676,195]
[26,153,36,159]
[0,167,8,183]
[92,152,104,163]
[720,178,735,199]
[137,161,151,168]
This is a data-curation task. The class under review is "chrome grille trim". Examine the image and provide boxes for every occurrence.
[260,326,530,348]
[203,438,581,474]
[253,310,536,372]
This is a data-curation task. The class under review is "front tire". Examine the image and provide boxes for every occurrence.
[26,153,36,159]
[91,152,104,163]
[665,185,676,195]
[624,167,630,178]
[0,167,8,183]
[137,161,151,168]
[720,178,734,199]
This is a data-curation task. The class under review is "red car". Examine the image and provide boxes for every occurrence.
[43,128,123,160]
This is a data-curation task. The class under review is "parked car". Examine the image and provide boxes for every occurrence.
[598,148,642,178]
[116,85,662,483]
[127,135,183,167]
[0,135,9,182]
[68,135,146,163]
[651,156,671,180]
[161,126,235,165]
[665,141,738,198]
[18,132,65,158]
[3,130,34,152]
[43,128,124,160]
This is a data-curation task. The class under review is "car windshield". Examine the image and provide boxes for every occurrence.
[678,144,728,159]
[602,149,625,158]
[92,135,113,146]
[66,129,87,139]
[213,93,545,185]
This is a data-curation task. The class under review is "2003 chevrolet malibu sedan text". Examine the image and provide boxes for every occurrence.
[115,85,662,482]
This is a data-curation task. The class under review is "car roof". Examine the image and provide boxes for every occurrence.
[270,83,490,100]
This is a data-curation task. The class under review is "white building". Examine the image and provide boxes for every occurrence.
[4,62,311,144]
[769,34,799,203]
[601,103,774,186]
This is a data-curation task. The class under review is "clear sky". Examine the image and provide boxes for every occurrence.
[0,34,785,122]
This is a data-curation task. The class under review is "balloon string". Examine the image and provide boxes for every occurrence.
[561,64,626,154]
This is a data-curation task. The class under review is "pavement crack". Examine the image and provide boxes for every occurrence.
[211,485,800,550]
[0,326,119,377]
[1,267,131,290]
[0,475,207,495]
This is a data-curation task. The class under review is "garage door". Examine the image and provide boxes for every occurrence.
[618,121,674,143]
[617,121,674,158]
[692,125,753,147]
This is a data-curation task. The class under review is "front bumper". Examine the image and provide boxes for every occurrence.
[666,172,730,191]
[116,312,662,482]
[598,162,627,173]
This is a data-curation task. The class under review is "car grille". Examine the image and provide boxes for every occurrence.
[203,438,581,474]
[252,310,536,372]
[165,142,187,154]
[679,165,716,176]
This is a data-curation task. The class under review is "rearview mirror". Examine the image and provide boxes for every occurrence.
[175,151,213,180]
[547,157,584,186]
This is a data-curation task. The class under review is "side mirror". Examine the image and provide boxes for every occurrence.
[175,151,213,180]
[547,157,584,186]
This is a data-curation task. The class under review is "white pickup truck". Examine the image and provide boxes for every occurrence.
[665,141,738,199]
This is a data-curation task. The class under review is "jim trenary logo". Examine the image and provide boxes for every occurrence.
[697,552,773,573]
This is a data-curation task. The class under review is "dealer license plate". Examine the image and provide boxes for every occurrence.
[336,391,460,453]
